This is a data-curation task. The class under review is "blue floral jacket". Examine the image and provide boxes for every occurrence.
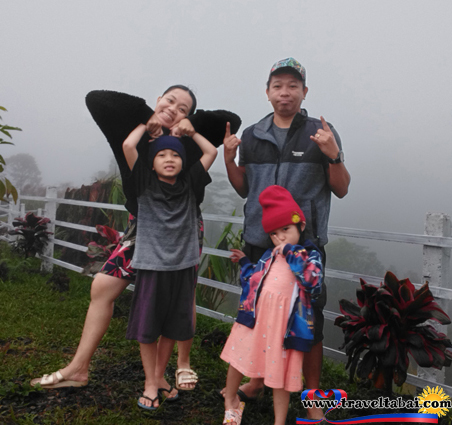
[236,240,323,352]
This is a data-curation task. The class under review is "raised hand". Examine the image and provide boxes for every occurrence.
[223,122,241,164]
[171,118,196,138]
[272,243,287,257]
[145,114,164,140]
[230,248,246,263]
[310,116,340,160]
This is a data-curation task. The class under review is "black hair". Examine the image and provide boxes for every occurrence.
[266,68,305,90]
[162,85,197,116]
[296,222,306,245]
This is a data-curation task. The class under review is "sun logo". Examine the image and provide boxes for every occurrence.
[292,212,301,224]
[418,386,451,417]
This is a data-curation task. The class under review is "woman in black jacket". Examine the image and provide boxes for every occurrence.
[30,86,241,400]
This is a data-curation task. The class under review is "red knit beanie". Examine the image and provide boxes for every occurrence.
[259,185,306,233]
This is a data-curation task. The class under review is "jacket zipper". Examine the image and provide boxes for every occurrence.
[252,255,275,318]
[282,301,298,350]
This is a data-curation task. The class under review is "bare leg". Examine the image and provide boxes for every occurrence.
[176,296,197,389]
[139,341,159,408]
[220,377,264,399]
[303,341,324,420]
[58,274,129,382]
[224,365,244,424]
[155,336,178,399]
[273,388,290,425]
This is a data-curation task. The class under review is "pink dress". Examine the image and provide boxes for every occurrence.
[220,254,304,392]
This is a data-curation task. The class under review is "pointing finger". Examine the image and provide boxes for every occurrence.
[225,122,231,139]
[320,116,331,132]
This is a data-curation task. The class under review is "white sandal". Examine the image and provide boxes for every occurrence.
[30,370,88,389]
[175,368,198,390]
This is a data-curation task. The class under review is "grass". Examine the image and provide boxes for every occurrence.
[2,242,449,424]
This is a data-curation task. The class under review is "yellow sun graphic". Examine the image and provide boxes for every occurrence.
[418,386,451,417]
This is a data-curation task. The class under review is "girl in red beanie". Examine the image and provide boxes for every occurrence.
[221,185,323,425]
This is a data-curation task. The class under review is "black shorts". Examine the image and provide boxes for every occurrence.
[243,242,326,345]
[126,267,197,344]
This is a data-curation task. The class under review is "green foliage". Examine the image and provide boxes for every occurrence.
[0,381,40,398]
[1,243,433,424]
[0,257,34,281]
[100,176,129,231]
[0,106,21,203]
[197,214,242,311]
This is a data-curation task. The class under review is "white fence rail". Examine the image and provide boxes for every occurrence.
[2,187,452,392]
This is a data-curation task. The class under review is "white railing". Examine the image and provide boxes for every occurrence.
[2,187,451,392]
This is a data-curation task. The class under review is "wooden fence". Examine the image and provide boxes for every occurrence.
[1,186,452,392]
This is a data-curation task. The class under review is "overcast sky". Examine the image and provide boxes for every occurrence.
[2,0,452,265]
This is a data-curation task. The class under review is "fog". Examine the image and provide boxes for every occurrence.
[2,0,452,277]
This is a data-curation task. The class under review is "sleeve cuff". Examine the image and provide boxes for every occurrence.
[239,257,251,267]
[282,244,292,256]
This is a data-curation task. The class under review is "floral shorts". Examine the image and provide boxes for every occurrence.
[100,214,204,282]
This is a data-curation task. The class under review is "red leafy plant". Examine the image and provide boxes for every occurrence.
[9,212,52,257]
[83,225,121,275]
[334,271,452,393]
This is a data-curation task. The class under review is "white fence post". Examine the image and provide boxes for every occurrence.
[419,212,451,385]
[40,187,57,273]
[7,191,20,242]
[8,190,20,229]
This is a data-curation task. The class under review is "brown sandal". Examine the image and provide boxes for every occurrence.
[175,368,198,390]
[30,370,88,389]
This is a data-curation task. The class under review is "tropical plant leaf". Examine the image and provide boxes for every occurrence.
[383,271,400,299]
[408,306,451,325]
[398,278,415,306]
[357,350,377,379]
[95,225,121,245]
[381,340,397,366]
[5,178,18,202]
[348,346,366,383]
[393,365,407,386]
[0,140,14,146]
[9,212,52,257]
[209,255,227,282]
[1,125,22,132]
[86,241,108,259]
[408,344,434,367]
[366,324,387,341]
[338,299,361,318]
[369,330,389,353]
[336,270,452,391]
[25,212,41,228]
[406,331,424,347]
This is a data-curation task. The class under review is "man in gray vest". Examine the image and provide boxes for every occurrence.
[223,57,350,420]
